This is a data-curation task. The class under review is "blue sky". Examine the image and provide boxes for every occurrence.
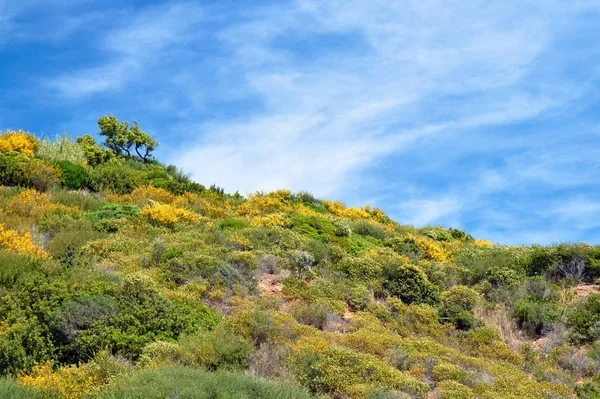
[1,0,600,245]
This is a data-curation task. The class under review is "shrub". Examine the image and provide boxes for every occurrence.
[352,220,386,240]
[335,256,382,282]
[384,264,440,306]
[0,253,42,286]
[52,295,118,356]
[219,218,249,231]
[0,223,47,258]
[438,303,477,331]
[0,378,42,399]
[47,226,105,263]
[88,162,143,194]
[37,133,87,165]
[291,250,315,277]
[431,362,470,384]
[292,340,428,398]
[441,285,479,311]
[434,380,474,399]
[88,203,140,223]
[76,134,115,167]
[140,203,199,228]
[289,213,336,240]
[55,160,88,190]
[180,329,254,370]
[568,294,600,343]
[0,151,61,190]
[0,130,39,156]
[0,317,55,375]
[50,189,104,211]
[514,299,561,338]
[89,366,312,399]
[291,302,332,330]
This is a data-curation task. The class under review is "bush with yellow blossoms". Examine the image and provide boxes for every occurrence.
[6,189,78,221]
[140,203,199,228]
[0,129,40,156]
[0,223,47,258]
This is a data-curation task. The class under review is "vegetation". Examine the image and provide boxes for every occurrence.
[0,120,598,398]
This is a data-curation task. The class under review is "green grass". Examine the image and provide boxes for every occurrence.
[88,366,313,399]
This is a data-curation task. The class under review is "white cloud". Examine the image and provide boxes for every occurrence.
[175,0,584,201]
[49,2,205,97]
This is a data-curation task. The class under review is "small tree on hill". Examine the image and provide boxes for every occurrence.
[97,115,158,162]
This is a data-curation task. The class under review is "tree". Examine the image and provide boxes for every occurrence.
[97,116,158,162]
[75,134,114,167]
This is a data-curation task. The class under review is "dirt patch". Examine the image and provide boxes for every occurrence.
[572,284,600,298]
[258,273,282,295]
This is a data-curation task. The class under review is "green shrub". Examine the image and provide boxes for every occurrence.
[0,378,42,399]
[568,294,600,343]
[434,380,474,399]
[179,329,254,370]
[0,253,42,286]
[438,303,477,331]
[89,366,312,399]
[49,189,104,211]
[514,299,561,338]
[441,285,479,311]
[47,222,105,262]
[384,264,440,305]
[88,203,141,223]
[219,218,249,231]
[88,162,144,194]
[347,284,371,310]
[352,220,386,240]
[431,362,470,384]
[0,150,61,191]
[37,133,87,165]
[291,302,332,330]
[52,295,118,356]
[55,160,88,190]
[0,317,55,375]
[289,213,335,241]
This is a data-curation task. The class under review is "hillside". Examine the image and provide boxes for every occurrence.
[0,120,599,399]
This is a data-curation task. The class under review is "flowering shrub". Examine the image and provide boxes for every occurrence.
[140,203,199,228]
[236,192,293,216]
[250,213,292,227]
[18,362,99,399]
[6,189,78,221]
[119,185,176,206]
[407,234,449,262]
[0,224,47,258]
[0,130,40,156]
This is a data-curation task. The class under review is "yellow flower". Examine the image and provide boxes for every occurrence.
[140,203,199,227]
[0,129,40,156]
[0,224,47,258]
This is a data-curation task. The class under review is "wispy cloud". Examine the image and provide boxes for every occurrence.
[49,2,205,97]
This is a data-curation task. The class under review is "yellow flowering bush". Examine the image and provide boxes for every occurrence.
[474,239,494,247]
[235,190,295,217]
[0,129,40,156]
[250,212,292,227]
[322,200,371,219]
[6,189,78,221]
[140,203,199,228]
[18,362,99,399]
[0,223,47,258]
[407,234,449,262]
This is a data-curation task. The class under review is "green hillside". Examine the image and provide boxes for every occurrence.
[0,118,599,398]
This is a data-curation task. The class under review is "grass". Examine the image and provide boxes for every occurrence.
[87,365,313,399]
